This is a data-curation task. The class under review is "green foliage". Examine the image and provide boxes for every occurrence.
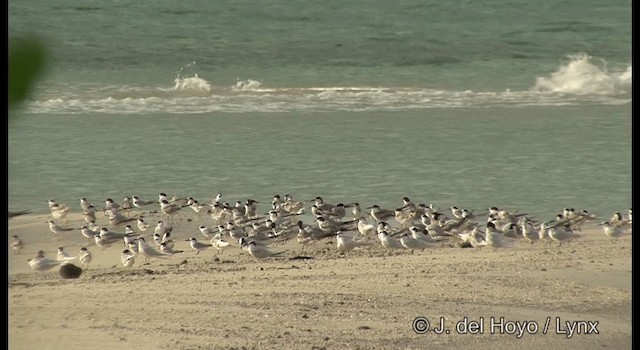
[9,36,47,110]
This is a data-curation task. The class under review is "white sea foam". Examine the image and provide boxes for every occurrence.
[26,87,629,115]
[532,53,631,95]
[172,74,212,92]
[617,65,632,87]
[232,79,263,91]
[22,55,631,114]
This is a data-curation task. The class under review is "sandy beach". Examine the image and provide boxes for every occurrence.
[8,209,632,350]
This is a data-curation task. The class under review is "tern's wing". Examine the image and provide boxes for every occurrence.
[58,256,78,262]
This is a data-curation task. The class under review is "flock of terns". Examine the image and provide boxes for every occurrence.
[8,193,633,273]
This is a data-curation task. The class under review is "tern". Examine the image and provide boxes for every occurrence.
[211,234,231,253]
[48,199,68,211]
[160,199,186,219]
[377,230,405,250]
[160,242,184,255]
[47,220,75,234]
[198,225,217,239]
[80,197,93,211]
[409,226,448,244]
[56,246,75,261]
[367,205,396,222]
[239,237,287,259]
[547,224,580,246]
[281,194,305,214]
[124,225,136,235]
[132,196,156,208]
[458,227,486,249]
[121,196,133,210]
[152,233,164,246]
[137,237,171,260]
[160,232,176,249]
[394,208,416,228]
[398,233,435,251]
[28,250,70,271]
[154,220,173,236]
[356,217,375,237]
[79,247,92,266]
[10,235,23,254]
[610,212,632,229]
[121,249,135,268]
[519,217,537,244]
[49,201,70,222]
[94,234,121,249]
[484,222,516,249]
[336,231,372,254]
[311,196,337,212]
[83,207,97,224]
[599,221,628,242]
[186,237,214,255]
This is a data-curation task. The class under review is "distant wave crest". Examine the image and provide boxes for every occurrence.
[23,55,631,114]
[532,53,631,95]
[173,74,211,92]
[232,79,263,91]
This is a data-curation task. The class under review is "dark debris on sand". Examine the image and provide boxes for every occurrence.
[59,264,83,279]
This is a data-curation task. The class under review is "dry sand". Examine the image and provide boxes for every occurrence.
[8,210,632,350]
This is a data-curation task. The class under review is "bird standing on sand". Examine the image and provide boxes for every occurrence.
[121,249,135,268]
[137,218,151,232]
[377,231,405,250]
[600,221,628,243]
[519,217,537,244]
[56,247,75,261]
[47,220,75,234]
[367,205,396,222]
[160,199,186,220]
[80,197,93,212]
[79,247,92,266]
[399,233,435,251]
[133,196,156,208]
[160,242,184,255]
[137,237,171,261]
[211,234,231,254]
[83,205,97,224]
[28,250,72,271]
[154,220,173,236]
[11,235,23,253]
[239,237,287,259]
[198,225,216,239]
[610,212,632,229]
[484,222,516,249]
[80,225,100,239]
[356,217,375,237]
[336,231,372,254]
[186,237,213,255]
[547,224,580,246]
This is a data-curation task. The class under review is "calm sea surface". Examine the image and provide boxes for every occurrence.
[9,0,632,221]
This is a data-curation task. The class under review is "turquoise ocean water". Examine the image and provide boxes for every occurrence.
[8,0,632,221]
